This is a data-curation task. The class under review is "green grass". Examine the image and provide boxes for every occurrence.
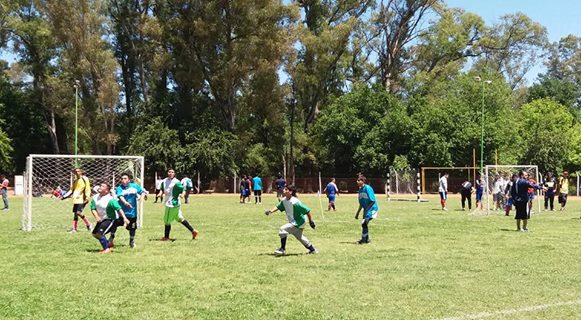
[0,194,580,319]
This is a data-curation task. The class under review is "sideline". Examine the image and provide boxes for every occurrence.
[438,299,581,320]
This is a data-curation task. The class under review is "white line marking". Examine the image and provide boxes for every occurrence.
[438,300,581,320]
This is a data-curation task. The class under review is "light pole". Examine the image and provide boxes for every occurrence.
[474,76,492,175]
[73,80,80,158]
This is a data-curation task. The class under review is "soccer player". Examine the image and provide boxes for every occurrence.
[493,174,506,210]
[438,173,449,211]
[557,171,569,211]
[181,175,193,204]
[543,172,556,211]
[252,174,263,204]
[109,173,145,248]
[90,183,129,254]
[504,174,517,216]
[264,185,317,256]
[158,169,198,240]
[274,174,286,199]
[510,170,545,232]
[323,177,338,211]
[61,168,93,233]
[355,175,379,244]
[0,174,8,211]
[459,179,473,211]
[154,177,163,203]
[475,174,484,210]
[239,175,249,204]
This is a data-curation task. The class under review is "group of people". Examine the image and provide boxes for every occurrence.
[438,169,573,232]
[61,168,198,254]
[239,175,265,204]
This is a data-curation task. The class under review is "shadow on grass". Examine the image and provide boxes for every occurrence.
[339,241,361,245]
[257,252,304,257]
[499,228,520,232]
[149,238,177,242]
[85,248,103,253]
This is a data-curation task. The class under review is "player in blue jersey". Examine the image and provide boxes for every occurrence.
[274,174,286,199]
[323,177,338,211]
[181,175,193,204]
[355,175,379,244]
[252,175,263,204]
[109,173,145,248]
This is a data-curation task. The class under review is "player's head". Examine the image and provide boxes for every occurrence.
[167,169,175,178]
[356,175,366,187]
[73,168,83,177]
[443,173,448,178]
[99,183,111,195]
[512,174,518,180]
[283,185,297,198]
[121,173,132,186]
[519,170,529,178]
[563,170,569,177]
[331,177,335,182]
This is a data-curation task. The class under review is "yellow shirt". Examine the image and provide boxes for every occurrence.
[559,177,569,194]
[71,176,91,204]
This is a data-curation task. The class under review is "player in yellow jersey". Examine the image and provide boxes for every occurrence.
[62,168,93,233]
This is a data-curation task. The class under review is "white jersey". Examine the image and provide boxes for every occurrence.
[493,178,505,194]
[91,194,116,220]
[156,179,163,190]
[438,176,448,193]
[162,177,180,208]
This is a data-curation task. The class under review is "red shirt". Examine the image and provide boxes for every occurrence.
[528,178,536,194]
[1,179,8,189]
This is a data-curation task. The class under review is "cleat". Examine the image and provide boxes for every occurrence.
[129,241,136,248]
[522,228,528,232]
[274,248,286,256]
[192,229,199,240]
[357,239,371,244]
[160,237,170,241]
[307,248,319,254]
[68,228,77,234]
[99,248,112,254]
[442,207,448,211]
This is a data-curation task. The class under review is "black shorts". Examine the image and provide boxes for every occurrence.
[72,203,86,213]
[558,193,568,204]
[92,219,118,235]
[254,190,262,196]
[514,202,529,220]
[116,216,137,230]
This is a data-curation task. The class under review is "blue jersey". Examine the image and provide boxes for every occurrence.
[252,176,262,191]
[325,182,338,196]
[358,184,378,213]
[115,182,144,218]
[275,178,286,190]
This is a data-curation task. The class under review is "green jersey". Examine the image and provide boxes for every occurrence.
[160,177,185,208]
[276,196,311,228]
[90,194,122,220]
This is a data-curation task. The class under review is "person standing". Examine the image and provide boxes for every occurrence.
[181,175,193,204]
[460,179,473,211]
[475,175,484,210]
[252,175,263,204]
[154,177,164,203]
[110,173,145,248]
[0,175,8,211]
[323,178,339,211]
[504,174,517,216]
[543,172,556,211]
[557,171,569,211]
[510,170,545,232]
[274,174,286,199]
[61,168,93,233]
[158,169,198,240]
[355,175,379,244]
[90,183,129,254]
[438,173,449,211]
[493,175,506,210]
[264,185,318,256]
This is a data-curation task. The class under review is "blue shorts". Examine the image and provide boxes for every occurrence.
[506,198,513,207]
[439,192,447,200]
[364,209,379,220]
[476,190,483,201]
[327,195,336,203]
[528,193,535,201]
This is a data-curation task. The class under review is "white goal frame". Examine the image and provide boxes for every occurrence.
[22,154,145,231]
[484,165,541,215]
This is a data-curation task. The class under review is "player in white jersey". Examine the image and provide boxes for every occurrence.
[438,173,449,211]
[158,169,199,240]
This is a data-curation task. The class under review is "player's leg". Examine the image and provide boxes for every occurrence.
[177,209,198,239]
[1,188,8,209]
[70,205,79,233]
[467,193,472,210]
[258,190,262,204]
[461,192,466,210]
[93,220,115,253]
[276,223,293,255]
[161,207,178,240]
[359,217,372,244]
[254,190,258,204]
[76,204,92,230]
[126,217,137,248]
[549,194,554,211]
[287,226,317,253]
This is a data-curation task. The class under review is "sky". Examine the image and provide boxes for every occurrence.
[1,1,579,85]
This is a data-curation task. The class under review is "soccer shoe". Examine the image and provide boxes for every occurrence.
[274,248,286,256]
[68,228,77,234]
[160,237,171,241]
[99,248,112,254]
[357,239,371,244]
[442,207,448,211]
[86,224,93,231]
[129,241,136,248]
[522,228,529,232]
[307,248,319,254]
[192,229,199,240]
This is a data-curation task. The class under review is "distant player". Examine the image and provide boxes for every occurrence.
[543,172,556,211]
[274,174,286,199]
[459,179,473,211]
[493,175,506,210]
[527,176,537,213]
[510,170,545,232]
[475,175,484,210]
[355,175,379,244]
[154,177,164,203]
[181,175,193,204]
[61,168,93,233]
[159,169,198,240]
[90,183,129,254]
[252,175,262,204]
[438,173,449,211]
[557,171,569,211]
[1,175,8,211]
[239,175,250,204]
[504,174,517,216]
[109,173,145,248]
[264,185,317,256]
[323,178,338,211]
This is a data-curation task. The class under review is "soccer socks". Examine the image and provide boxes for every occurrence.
[164,225,171,238]
[258,196,261,203]
[129,229,136,243]
[305,244,316,252]
[72,220,78,230]
[181,220,194,232]
[280,236,287,250]
[109,232,116,243]
[362,221,369,241]
[81,215,91,227]
[99,236,109,250]
[440,199,446,208]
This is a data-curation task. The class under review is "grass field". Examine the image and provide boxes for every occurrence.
[0,193,580,319]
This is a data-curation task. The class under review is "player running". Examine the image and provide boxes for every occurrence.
[355,175,379,244]
[323,178,338,211]
[159,169,198,240]
[61,168,93,233]
[90,183,129,254]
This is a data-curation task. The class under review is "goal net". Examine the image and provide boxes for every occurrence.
[22,154,145,231]
[484,165,541,215]
[387,168,421,201]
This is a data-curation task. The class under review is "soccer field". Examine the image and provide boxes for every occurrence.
[1,194,580,319]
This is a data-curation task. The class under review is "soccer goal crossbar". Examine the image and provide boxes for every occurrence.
[22,154,145,232]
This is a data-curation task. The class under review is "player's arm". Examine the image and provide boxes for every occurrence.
[307,211,316,229]
[117,208,130,225]
[83,178,91,204]
[89,198,101,222]
[157,182,164,197]
[355,204,362,219]
[119,195,132,208]
[265,201,284,216]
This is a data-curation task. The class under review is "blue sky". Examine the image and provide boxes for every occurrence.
[1,1,579,85]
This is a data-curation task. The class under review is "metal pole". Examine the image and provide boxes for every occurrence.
[480,80,484,175]
[74,80,80,158]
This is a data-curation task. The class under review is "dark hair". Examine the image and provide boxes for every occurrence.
[518,170,527,177]
[101,183,111,191]
[121,172,133,179]
[357,175,366,183]
[286,185,297,197]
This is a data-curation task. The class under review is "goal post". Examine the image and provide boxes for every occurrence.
[387,167,423,202]
[22,154,145,232]
[484,165,541,215]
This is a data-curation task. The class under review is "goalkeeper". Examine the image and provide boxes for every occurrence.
[61,168,93,233]
[264,185,318,256]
